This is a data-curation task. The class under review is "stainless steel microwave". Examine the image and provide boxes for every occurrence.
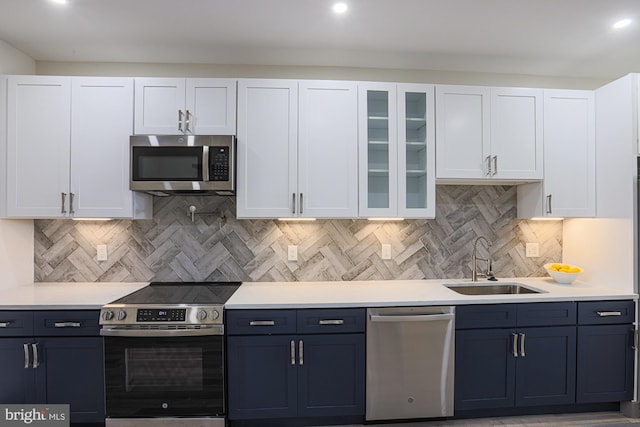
[130,135,235,196]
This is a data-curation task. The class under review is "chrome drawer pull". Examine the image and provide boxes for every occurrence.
[519,333,526,357]
[23,343,30,368]
[512,333,518,358]
[0,322,11,328]
[54,322,82,328]
[299,340,304,366]
[32,343,39,369]
[318,319,344,325]
[249,320,275,326]
[597,311,622,317]
[290,340,295,365]
[485,156,492,176]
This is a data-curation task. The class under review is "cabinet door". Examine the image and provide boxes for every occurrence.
[544,90,596,217]
[34,337,105,423]
[490,88,543,180]
[227,335,297,420]
[398,84,435,218]
[435,85,490,179]
[298,81,358,218]
[0,338,35,403]
[297,334,365,417]
[358,82,398,217]
[185,78,236,135]
[514,326,576,407]
[6,76,71,217]
[576,324,634,403]
[134,78,185,134]
[236,80,298,218]
[70,77,135,218]
[455,329,516,411]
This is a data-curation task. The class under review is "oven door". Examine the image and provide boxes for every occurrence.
[104,335,224,418]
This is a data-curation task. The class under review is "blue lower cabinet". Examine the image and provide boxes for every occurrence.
[226,308,366,422]
[577,324,634,403]
[0,311,105,424]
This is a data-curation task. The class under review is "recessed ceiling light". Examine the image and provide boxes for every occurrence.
[613,18,632,29]
[50,0,68,4]
[332,2,348,14]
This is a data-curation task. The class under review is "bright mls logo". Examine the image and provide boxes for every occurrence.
[0,405,69,426]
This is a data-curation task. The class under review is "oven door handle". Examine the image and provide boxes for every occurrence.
[100,327,224,337]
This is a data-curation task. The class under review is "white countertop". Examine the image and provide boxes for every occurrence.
[0,282,148,309]
[224,278,638,309]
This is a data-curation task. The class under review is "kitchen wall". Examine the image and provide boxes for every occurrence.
[34,185,562,283]
[36,61,605,89]
[0,40,35,289]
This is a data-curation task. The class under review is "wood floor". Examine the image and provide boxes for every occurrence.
[333,411,640,426]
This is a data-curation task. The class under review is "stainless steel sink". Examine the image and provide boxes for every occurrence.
[444,282,544,295]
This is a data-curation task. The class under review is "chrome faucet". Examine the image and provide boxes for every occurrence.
[472,236,495,282]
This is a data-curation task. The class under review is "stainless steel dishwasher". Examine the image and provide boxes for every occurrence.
[366,306,455,421]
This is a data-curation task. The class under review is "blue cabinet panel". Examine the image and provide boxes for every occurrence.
[0,311,34,337]
[578,300,635,325]
[456,304,516,329]
[577,324,634,403]
[296,308,365,334]
[517,302,576,327]
[0,338,35,403]
[226,310,297,335]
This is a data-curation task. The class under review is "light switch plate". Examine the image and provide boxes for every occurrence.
[525,243,539,258]
[288,245,298,262]
[97,244,108,261]
[381,244,392,260]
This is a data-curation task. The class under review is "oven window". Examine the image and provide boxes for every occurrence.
[132,146,203,181]
[125,347,203,392]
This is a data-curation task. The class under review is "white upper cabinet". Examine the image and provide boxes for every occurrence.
[4,75,151,219]
[436,85,543,182]
[298,80,358,218]
[236,79,358,219]
[358,83,435,218]
[134,78,236,135]
[518,90,595,218]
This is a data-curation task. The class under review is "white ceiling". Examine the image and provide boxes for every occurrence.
[1,0,640,79]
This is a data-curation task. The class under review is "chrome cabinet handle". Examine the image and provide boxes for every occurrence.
[61,192,67,214]
[54,322,81,328]
[519,333,526,357]
[546,194,552,214]
[249,320,275,326]
[319,319,344,325]
[23,343,30,368]
[185,110,192,133]
[69,192,75,214]
[0,321,11,328]
[485,156,492,176]
[492,155,498,176]
[32,343,39,369]
[299,340,304,366]
[633,329,638,351]
[512,333,518,358]
[292,193,296,214]
[597,311,622,317]
[178,110,184,132]
[290,340,295,365]
[299,193,304,215]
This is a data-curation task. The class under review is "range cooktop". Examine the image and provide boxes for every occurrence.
[110,281,242,305]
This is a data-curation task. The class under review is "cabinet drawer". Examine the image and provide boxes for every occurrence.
[34,310,100,336]
[226,310,297,335]
[456,304,517,329]
[578,300,635,325]
[517,302,576,327]
[0,311,34,336]
[297,308,365,334]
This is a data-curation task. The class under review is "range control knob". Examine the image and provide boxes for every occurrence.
[211,309,220,320]
[102,310,114,321]
[197,310,207,321]
[117,310,127,321]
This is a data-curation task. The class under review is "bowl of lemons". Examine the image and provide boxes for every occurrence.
[544,263,583,284]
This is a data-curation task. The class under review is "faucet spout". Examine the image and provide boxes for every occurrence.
[472,236,493,282]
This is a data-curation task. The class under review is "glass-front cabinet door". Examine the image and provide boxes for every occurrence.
[358,83,435,218]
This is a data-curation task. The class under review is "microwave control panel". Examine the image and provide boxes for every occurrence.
[209,146,230,182]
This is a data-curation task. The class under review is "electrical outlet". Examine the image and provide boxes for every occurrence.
[381,244,392,260]
[97,244,108,261]
[525,243,539,258]
[288,245,298,262]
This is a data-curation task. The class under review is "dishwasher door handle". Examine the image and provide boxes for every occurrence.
[369,313,454,323]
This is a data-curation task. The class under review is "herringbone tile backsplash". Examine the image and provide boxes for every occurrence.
[34,186,562,283]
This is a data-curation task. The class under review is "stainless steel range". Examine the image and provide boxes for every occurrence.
[100,282,241,427]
